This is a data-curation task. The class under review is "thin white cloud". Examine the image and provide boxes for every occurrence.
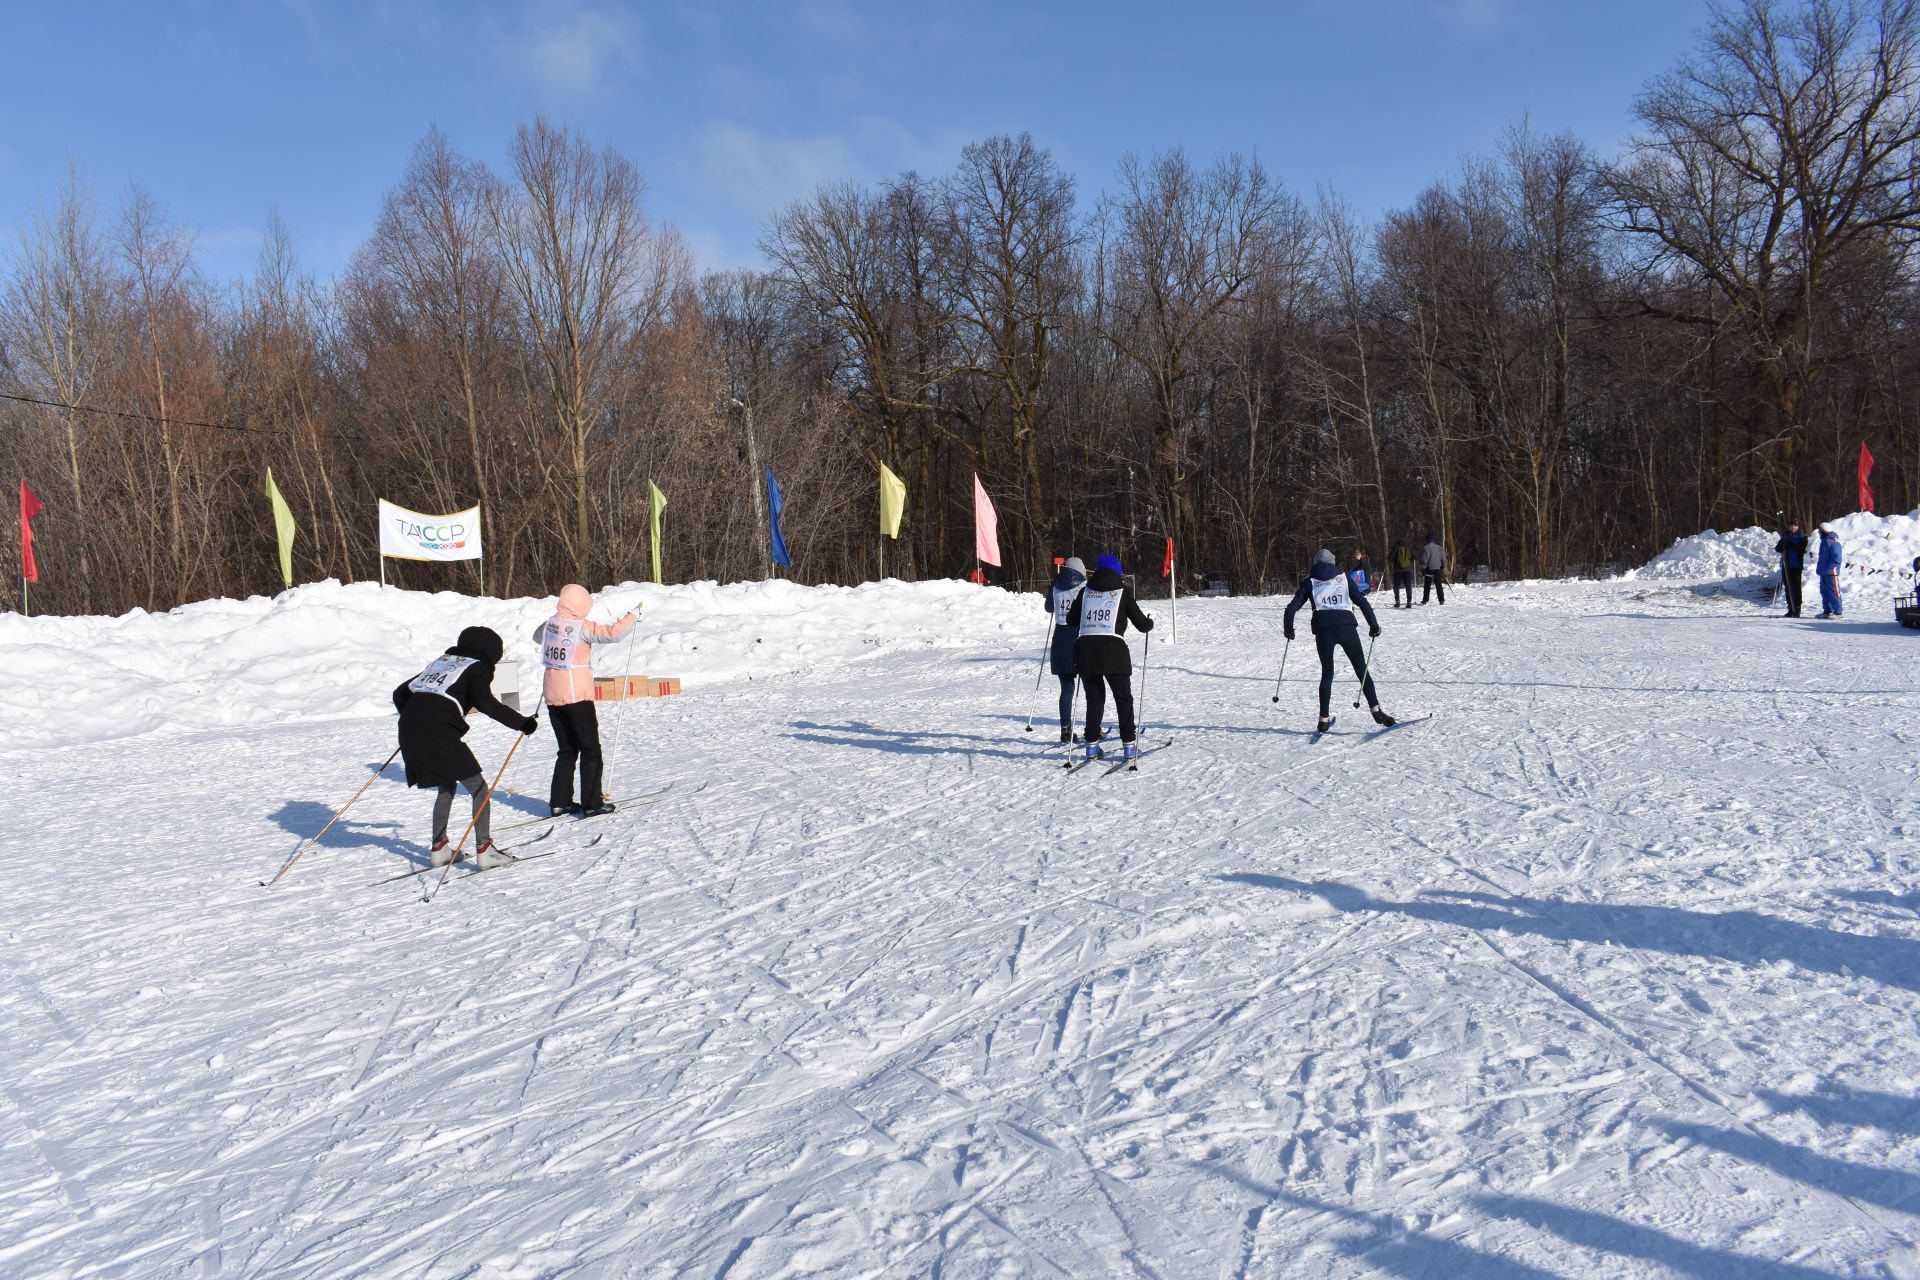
[496,0,643,96]
[686,116,955,217]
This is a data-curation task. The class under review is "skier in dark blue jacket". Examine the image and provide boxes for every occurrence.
[1775,520,1809,617]
[1816,527,1844,617]
[1045,557,1088,742]
[1284,549,1393,733]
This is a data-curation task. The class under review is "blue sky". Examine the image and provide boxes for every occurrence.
[1,0,1710,287]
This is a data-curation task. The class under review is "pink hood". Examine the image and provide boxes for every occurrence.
[558,584,592,619]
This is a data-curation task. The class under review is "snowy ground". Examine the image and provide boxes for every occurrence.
[5,575,1920,1277]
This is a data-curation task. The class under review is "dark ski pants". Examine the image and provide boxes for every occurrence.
[1392,569,1414,607]
[1420,571,1446,604]
[1781,567,1803,616]
[1057,673,1077,730]
[432,773,491,845]
[549,701,606,809]
[1082,671,1137,744]
[1316,628,1378,716]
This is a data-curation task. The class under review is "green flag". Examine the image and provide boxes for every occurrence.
[648,479,667,584]
[265,467,296,589]
[879,463,907,538]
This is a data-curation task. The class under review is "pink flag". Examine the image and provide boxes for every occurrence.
[1859,442,1876,514]
[973,473,1001,567]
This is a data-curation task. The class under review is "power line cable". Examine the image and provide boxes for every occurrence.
[0,390,366,442]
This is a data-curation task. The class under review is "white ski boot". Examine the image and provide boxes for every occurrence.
[475,841,516,871]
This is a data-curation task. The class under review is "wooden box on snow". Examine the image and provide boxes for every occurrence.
[591,675,650,701]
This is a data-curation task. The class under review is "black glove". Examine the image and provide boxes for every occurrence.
[1283,626,1295,642]
[1140,617,1155,633]
[1369,625,1381,638]
[521,715,540,735]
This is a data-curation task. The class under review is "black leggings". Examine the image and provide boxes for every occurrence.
[1057,673,1076,728]
[1082,671,1136,744]
[1316,629,1377,716]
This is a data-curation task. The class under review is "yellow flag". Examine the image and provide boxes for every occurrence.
[879,463,907,539]
[648,479,667,584]
[265,467,296,589]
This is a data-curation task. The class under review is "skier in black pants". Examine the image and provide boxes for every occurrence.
[1389,537,1417,608]
[1419,534,1448,604]
[1066,554,1154,763]
[1045,556,1089,743]
[392,626,538,870]
[1775,520,1808,617]
[1283,549,1394,733]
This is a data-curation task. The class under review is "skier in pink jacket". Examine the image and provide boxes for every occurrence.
[534,584,638,818]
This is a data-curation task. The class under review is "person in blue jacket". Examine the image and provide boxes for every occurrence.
[1349,548,1373,596]
[1774,519,1809,617]
[1284,549,1394,734]
[1045,556,1088,743]
[1816,527,1844,618]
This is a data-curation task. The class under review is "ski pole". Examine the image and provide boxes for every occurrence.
[1270,638,1291,704]
[1352,635,1377,709]
[424,707,537,904]
[262,746,401,887]
[1022,616,1053,733]
[1136,631,1152,741]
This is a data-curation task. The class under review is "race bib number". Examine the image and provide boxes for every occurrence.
[1053,584,1083,626]
[541,618,584,671]
[1310,576,1351,614]
[408,654,476,701]
[1079,588,1123,637]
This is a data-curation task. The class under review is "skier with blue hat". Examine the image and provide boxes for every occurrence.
[1065,554,1154,761]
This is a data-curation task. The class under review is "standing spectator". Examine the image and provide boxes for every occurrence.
[1389,536,1417,609]
[1816,527,1844,618]
[1419,534,1448,605]
[1774,519,1808,617]
[1349,548,1374,597]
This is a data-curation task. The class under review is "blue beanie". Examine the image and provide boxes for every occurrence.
[1096,554,1123,574]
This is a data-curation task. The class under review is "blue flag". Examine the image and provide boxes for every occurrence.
[767,468,792,568]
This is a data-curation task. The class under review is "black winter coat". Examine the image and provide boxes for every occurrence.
[1776,529,1809,570]
[393,629,527,788]
[1045,567,1086,675]
[1066,567,1153,676]
[1284,563,1381,637]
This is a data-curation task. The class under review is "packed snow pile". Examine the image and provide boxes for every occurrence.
[1626,508,1920,607]
[0,577,1039,752]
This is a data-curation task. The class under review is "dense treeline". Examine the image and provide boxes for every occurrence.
[6,0,1920,616]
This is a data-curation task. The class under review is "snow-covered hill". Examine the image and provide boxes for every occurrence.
[3,575,1920,1276]
[1626,508,1920,608]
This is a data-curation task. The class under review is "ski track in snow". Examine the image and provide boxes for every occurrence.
[5,581,1920,1276]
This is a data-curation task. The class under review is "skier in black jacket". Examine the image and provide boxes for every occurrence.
[1045,556,1088,743]
[1065,555,1154,762]
[393,625,538,870]
[1775,520,1809,617]
[1283,549,1394,733]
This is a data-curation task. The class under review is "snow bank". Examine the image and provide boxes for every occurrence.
[1626,509,1920,607]
[0,577,1040,753]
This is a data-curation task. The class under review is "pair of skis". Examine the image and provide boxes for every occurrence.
[1310,712,1434,743]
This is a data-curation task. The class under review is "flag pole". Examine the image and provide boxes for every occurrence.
[1170,551,1177,645]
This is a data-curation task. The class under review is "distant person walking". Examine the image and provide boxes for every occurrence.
[1389,537,1417,609]
[1283,549,1393,734]
[1816,528,1844,618]
[1775,519,1809,617]
[1349,549,1374,597]
[1419,535,1448,605]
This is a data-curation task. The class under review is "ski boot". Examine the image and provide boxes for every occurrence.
[1060,725,1073,744]
[1084,741,1104,762]
[430,837,454,868]
[581,801,617,819]
[475,841,516,871]
[1371,706,1396,727]
[1316,715,1334,734]
[549,801,580,818]
[1122,741,1141,762]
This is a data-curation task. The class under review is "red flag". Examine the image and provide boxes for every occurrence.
[1859,442,1875,514]
[1162,536,1175,579]
[19,479,42,585]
